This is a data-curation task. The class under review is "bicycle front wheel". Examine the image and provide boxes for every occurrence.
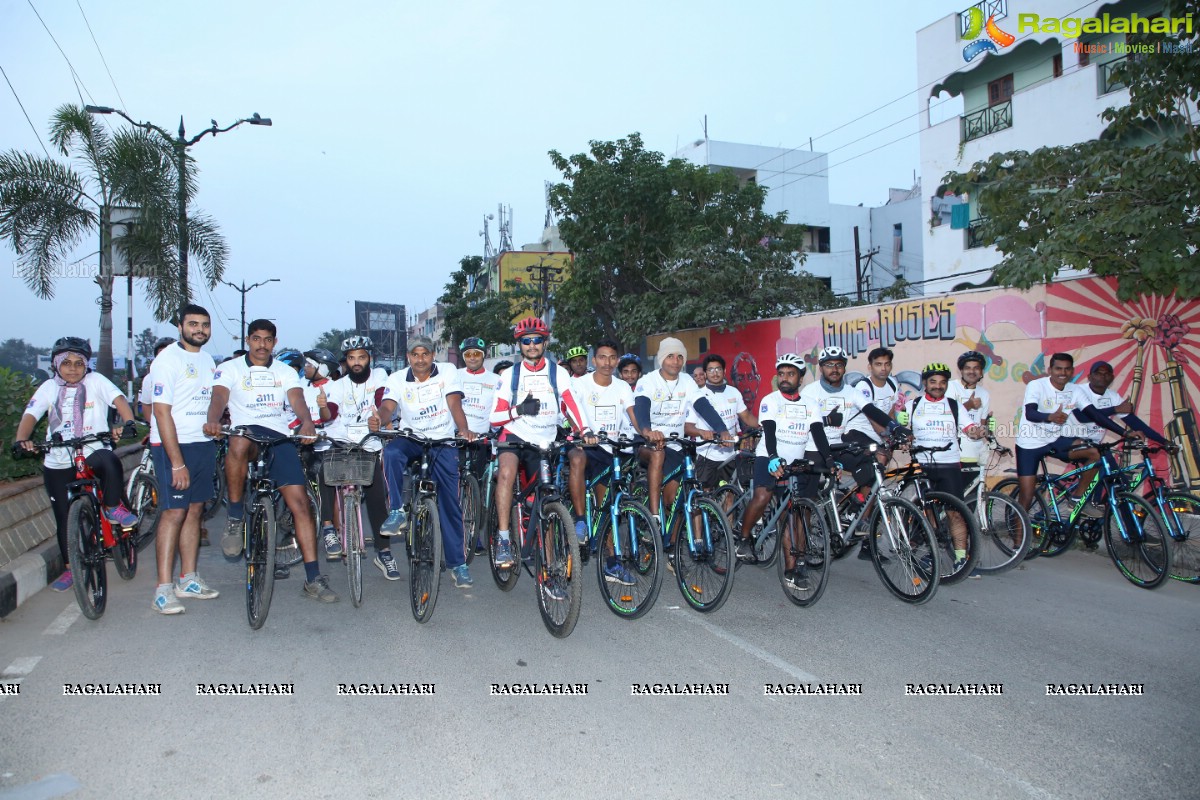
[246,498,277,630]
[778,498,830,607]
[409,497,443,623]
[595,498,663,620]
[129,472,160,552]
[673,496,735,613]
[344,493,364,608]
[534,501,582,638]
[67,497,107,619]
[967,490,1031,574]
[460,473,482,566]
[487,496,521,591]
[924,491,979,585]
[868,495,938,604]
[1162,491,1200,583]
[1104,492,1171,589]
[994,477,1048,559]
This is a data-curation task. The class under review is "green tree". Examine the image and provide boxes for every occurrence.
[548,133,838,347]
[0,338,46,377]
[943,0,1199,300]
[312,328,357,354]
[0,104,228,377]
[438,255,539,354]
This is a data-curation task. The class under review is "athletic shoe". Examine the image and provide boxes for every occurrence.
[953,556,969,573]
[323,526,343,559]
[221,519,244,557]
[174,574,219,599]
[494,539,515,568]
[735,538,755,561]
[374,551,401,581]
[603,562,636,586]
[302,575,340,603]
[274,564,290,580]
[574,519,588,546]
[784,567,810,591]
[968,568,984,579]
[153,588,185,615]
[380,508,407,536]
[452,564,473,588]
[50,569,73,592]
[541,576,568,601]
[103,503,138,528]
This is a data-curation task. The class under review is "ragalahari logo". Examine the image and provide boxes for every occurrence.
[962,7,1016,61]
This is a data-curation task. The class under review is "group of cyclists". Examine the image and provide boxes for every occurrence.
[11,301,1176,617]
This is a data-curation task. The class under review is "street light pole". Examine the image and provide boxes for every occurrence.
[221,278,280,342]
[83,105,271,301]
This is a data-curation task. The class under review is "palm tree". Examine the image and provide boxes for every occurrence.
[0,103,228,377]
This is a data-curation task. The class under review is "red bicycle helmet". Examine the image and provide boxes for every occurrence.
[513,317,549,339]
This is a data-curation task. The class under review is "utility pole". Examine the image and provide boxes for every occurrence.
[525,258,566,319]
[852,226,880,303]
[221,278,280,342]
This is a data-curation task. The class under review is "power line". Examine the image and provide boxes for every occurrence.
[76,0,126,111]
[26,0,95,105]
[0,63,51,158]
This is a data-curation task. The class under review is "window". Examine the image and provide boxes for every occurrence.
[987,74,1014,106]
[802,226,831,254]
[1052,53,1063,77]
[893,223,903,252]
[1079,48,1090,67]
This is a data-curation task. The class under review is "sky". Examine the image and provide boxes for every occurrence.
[1,0,957,357]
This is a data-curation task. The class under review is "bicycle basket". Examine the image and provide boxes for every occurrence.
[323,449,379,486]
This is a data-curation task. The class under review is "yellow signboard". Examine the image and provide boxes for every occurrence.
[491,251,573,322]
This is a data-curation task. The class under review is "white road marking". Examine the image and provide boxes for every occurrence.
[1,656,42,678]
[669,608,820,683]
[42,605,81,636]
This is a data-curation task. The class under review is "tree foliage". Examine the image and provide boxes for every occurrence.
[0,338,46,377]
[547,133,839,348]
[311,328,357,354]
[943,0,1200,300]
[438,255,539,353]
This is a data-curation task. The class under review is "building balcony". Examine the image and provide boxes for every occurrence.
[958,0,1008,38]
[961,100,1012,143]
[1098,57,1128,95]
[966,218,988,249]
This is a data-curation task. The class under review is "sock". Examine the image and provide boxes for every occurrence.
[179,572,196,584]
[498,529,510,543]
[954,549,967,561]
[304,560,320,583]
[156,582,172,594]
[228,500,244,521]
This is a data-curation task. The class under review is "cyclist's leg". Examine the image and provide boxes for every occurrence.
[739,457,776,553]
[430,445,467,570]
[85,449,130,517]
[42,466,74,576]
[1014,443,1046,511]
[224,436,254,518]
[640,446,666,515]
[364,459,389,552]
[270,440,324,584]
[927,464,969,552]
[838,442,875,556]
[567,445,588,531]
[381,437,420,531]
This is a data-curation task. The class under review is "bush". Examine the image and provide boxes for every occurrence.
[0,367,44,481]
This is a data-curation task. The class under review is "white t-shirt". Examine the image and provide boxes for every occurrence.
[381,363,463,439]
[493,360,581,446]
[905,394,966,465]
[946,379,991,462]
[574,373,635,453]
[147,344,216,445]
[798,381,872,446]
[845,377,900,443]
[459,368,503,435]
[1016,378,1091,449]
[25,372,124,469]
[755,391,821,463]
[212,356,304,436]
[324,372,388,452]
[1067,383,1123,444]
[634,370,699,450]
[687,384,747,463]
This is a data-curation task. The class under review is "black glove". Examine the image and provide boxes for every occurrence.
[893,425,913,441]
[824,408,843,428]
[121,420,138,440]
[515,393,541,417]
[11,442,31,459]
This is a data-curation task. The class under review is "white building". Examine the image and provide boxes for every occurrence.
[675,139,923,300]
[917,0,1154,294]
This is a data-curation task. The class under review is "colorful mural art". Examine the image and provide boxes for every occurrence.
[649,276,1200,488]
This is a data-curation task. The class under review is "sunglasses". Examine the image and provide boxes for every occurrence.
[519,336,545,346]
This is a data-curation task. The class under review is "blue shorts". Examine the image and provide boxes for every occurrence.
[753,456,817,498]
[152,441,216,510]
[246,425,307,488]
[1015,436,1083,477]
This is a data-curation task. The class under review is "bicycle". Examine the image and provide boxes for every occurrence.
[578,434,663,619]
[488,439,582,638]
[202,435,227,521]
[458,437,491,565]
[961,437,1032,574]
[320,434,384,607]
[1117,440,1199,584]
[123,442,161,552]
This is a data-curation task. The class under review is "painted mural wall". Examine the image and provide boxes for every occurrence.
[650,276,1200,488]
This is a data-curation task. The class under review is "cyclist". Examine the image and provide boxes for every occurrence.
[946,350,994,488]
[685,353,758,490]
[800,346,909,560]
[564,346,589,380]
[321,335,400,579]
[493,359,513,376]
[302,348,337,385]
[1071,361,1167,446]
[458,335,502,471]
[204,319,338,603]
[845,347,902,463]
[1014,352,1134,516]
[736,354,830,587]
[489,317,586,571]
[137,336,177,420]
[902,363,983,574]
[372,335,476,588]
[618,353,642,389]
[145,304,220,613]
[13,337,138,593]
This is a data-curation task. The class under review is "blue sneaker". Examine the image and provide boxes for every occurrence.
[603,562,636,586]
[452,564,473,588]
[380,508,407,536]
[574,519,588,546]
[374,551,401,581]
[541,576,569,601]
[50,569,73,592]
[322,525,342,558]
[494,539,515,568]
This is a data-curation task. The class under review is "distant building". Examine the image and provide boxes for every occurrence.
[406,302,448,361]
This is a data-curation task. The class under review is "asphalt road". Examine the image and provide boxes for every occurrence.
[1,513,1197,800]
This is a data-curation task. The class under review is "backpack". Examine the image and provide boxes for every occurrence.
[910,395,959,429]
[853,375,897,400]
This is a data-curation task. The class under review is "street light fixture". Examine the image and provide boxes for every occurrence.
[221,278,280,342]
[83,105,272,302]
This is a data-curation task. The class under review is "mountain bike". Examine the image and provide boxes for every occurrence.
[961,436,1031,574]
[1117,440,1198,584]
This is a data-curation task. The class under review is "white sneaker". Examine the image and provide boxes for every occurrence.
[175,573,219,599]
[153,588,185,615]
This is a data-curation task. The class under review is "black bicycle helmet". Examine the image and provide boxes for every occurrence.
[957,350,986,369]
[52,336,92,361]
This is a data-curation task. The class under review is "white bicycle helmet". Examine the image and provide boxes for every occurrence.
[341,335,374,355]
[775,353,807,374]
[818,346,848,364]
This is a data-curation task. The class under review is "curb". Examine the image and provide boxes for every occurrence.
[0,538,63,619]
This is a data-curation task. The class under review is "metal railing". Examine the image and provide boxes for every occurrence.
[962,99,1013,143]
[959,0,1008,38]
[966,218,988,249]
[1098,57,1129,95]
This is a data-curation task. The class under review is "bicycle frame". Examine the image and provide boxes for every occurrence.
[657,438,718,556]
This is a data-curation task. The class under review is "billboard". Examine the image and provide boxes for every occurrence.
[491,251,573,321]
[354,301,406,368]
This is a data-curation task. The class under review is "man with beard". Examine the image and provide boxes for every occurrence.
[146,305,220,613]
[321,336,399,578]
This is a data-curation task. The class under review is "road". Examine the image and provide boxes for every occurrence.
[1,513,1197,800]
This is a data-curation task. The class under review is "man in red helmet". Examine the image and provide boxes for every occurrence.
[489,317,587,573]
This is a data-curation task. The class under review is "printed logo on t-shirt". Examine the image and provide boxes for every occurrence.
[153,383,164,396]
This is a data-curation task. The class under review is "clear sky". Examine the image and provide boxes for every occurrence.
[1,0,955,357]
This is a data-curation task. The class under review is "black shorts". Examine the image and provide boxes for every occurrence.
[837,431,878,489]
[695,455,736,489]
[752,456,817,498]
[1015,436,1082,477]
[921,463,966,499]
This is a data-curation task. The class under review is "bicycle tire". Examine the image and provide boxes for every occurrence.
[924,491,979,585]
[245,497,277,630]
[129,472,160,550]
[673,495,735,613]
[778,498,830,607]
[967,490,1031,574]
[867,495,938,604]
[994,477,1047,559]
[67,497,107,620]
[345,493,364,608]
[408,497,442,623]
[111,475,152,581]
[203,455,226,521]
[1161,491,1200,584]
[487,494,522,591]
[595,498,663,620]
[532,500,581,637]
[1104,492,1171,589]
[711,484,746,537]
[460,473,482,566]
